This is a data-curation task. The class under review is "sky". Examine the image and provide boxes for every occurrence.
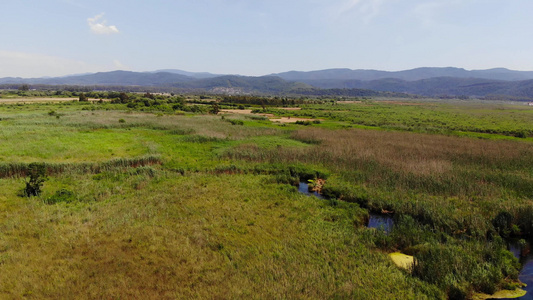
[1,0,532,77]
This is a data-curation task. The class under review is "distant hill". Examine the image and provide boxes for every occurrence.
[151,69,221,79]
[3,67,533,99]
[300,77,533,99]
[0,71,320,95]
[0,71,195,86]
[171,75,313,93]
[271,67,533,99]
[273,67,533,82]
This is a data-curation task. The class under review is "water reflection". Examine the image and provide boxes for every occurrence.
[506,239,533,300]
[298,182,324,199]
[367,213,394,233]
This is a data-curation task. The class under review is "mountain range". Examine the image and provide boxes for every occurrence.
[3,67,533,99]
[272,67,533,82]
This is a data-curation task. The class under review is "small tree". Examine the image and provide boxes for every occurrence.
[118,92,129,103]
[210,103,220,115]
[24,163,47,197]
[79,93,88,102]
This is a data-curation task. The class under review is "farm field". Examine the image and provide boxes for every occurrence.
[0,94,532,299]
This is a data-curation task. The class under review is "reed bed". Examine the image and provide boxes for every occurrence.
[224,128,533,235]
[0,155,162,178]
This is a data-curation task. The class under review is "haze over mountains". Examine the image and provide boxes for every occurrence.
[3,67,533,100]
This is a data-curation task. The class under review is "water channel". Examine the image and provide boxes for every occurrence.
[505,240,533,299]
[297,182,532,298]
[297,181,394,232]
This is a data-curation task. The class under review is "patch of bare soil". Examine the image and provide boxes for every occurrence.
[220,109,275,118]
[270,117,321,123]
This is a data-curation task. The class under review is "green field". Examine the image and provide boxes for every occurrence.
[0,95,532,299]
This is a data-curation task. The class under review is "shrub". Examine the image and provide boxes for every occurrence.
[44,189,75,204]
[79,93,88,102]
[227,119,244,126]
[245,115,268,121]
[295,120,312,126]
[24,162,47,197]
[210,103,220,115]
[492,211,513,238]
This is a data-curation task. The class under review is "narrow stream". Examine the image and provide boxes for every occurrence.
[297,182,394,232]
[367,213,394,233]
[505,240,533,299]
[298,182,324,199]
[297,182,532,298]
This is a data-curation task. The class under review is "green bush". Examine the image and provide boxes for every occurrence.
[45,189,76,204]
[227,119,244,126]
[492,211,513,238]
[295,120,312,126]
[24,162,47,197]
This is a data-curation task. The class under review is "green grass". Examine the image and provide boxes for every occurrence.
[261,101,533,139]
[0,172,442,299]
[0,98,532,298]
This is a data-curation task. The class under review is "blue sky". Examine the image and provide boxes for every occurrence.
[1,0,532,77]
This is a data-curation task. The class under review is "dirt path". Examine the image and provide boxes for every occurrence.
[270,117,321,123]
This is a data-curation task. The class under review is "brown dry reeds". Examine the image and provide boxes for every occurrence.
[289,128,533,175]
[224,128,533,218]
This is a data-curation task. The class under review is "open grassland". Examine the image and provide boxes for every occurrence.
[260,100,533,139]
[226,127,533,234]
[0,97,532,298]
[0,174,440,299]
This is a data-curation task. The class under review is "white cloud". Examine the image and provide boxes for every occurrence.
[334,0,388,23]
[412,0,466,27]
[113,59,127,70]
[0,51,117,78]
[88,13,120,35]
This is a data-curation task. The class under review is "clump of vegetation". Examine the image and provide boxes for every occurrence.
[182,134,225,143]
[245,114,268,121]
[225,118,244,126]
[44,189,76,204]
[78,93,88,102]
[210,103,220,114]
[23,162,47,197]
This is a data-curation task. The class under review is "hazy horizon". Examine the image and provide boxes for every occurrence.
[1,0,532,78]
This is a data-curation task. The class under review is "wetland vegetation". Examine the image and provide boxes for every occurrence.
[0,91,532,299]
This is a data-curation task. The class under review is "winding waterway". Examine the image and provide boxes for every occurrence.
[506,240,533,299]
[297,182,533,298]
